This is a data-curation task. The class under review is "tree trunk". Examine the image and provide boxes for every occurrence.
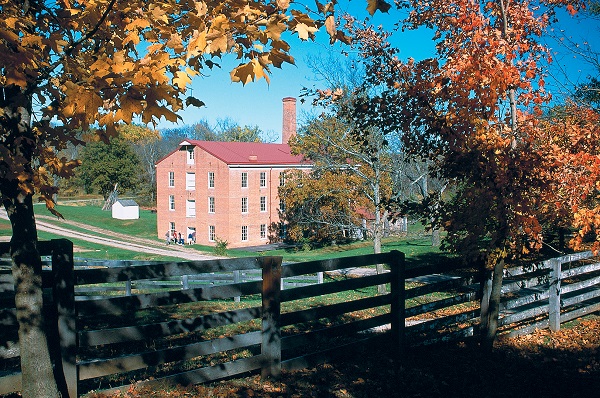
[4,196,61,398]
[1,85,60,397]
[480,257,505,352]
[431,227,441,247]
[374,210,387,294]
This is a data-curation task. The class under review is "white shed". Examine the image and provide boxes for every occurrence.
[112,199,140,220]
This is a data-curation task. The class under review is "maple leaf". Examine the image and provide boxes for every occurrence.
[295,23,318,40]
[173,70,192,88]
[186,96,205,108]
[366,0,392,16]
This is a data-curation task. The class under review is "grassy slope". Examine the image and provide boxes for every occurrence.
[1,201,452,264]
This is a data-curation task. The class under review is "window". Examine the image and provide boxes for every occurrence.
[169,222,175,232]
[208,197,215,213]
[260,172,266,188]
[279,172,285,186]
[186,172,195,190]
[241,197,248,213]
[260,196,267,212]
[260,224,267,239]
[279,199,285,212]
[186,200,196,217]
[209,225,216,242]
[241,172,248,188]
[169,195,175,211]
[241,225,248,241]
[187,148,194,165]
[168,172,175,187]
[208,172,215,188]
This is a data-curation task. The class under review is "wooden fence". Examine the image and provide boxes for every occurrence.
[1,240,600,397]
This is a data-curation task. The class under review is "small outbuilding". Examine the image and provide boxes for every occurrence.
[112,199,140,220]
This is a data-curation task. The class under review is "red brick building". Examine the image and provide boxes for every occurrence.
[155,97,310,248]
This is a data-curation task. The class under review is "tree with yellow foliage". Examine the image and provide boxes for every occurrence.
[0,0,369,395]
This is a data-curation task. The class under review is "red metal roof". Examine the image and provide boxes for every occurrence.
[182,139,309,166]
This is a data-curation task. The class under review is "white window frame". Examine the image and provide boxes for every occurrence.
[208,197,215,213]
[241,197,248,213]
[241,172,248,188]
[169,195,175,211]
[186,172,195,190]
[186,199,196,218]
[260,196,267,212]
[187,148,195,165]
[241,225,248,241]
[260,172,266,188]
[260,224,267,239]
[208,172,215,188]
[279,172,285,186]
[169,171,175,187]
[209,225,216,242]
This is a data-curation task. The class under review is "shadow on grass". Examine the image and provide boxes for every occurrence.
[192,319,599,398]
[92,319,600,398]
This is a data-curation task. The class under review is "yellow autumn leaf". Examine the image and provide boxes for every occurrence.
[230,63,254,84]
[173,70,192,88]
[195,1,208,16]
[266,17,288,40]
[187,30,207,58]
[277,0,290,10]
[325,15,336,42]
[295,23,317,40]
[206,33,229,54]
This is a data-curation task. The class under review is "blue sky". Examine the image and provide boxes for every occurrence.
[156,3,600,142]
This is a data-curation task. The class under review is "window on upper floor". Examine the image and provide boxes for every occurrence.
[241,172,248,188]
[169,195,175,211]
[260,172,266,188]
[260,196,267,212]
[169,171,175,187]
[186,200,196,217]
[279,172,285,186]
[186,172,195,190]
[260,224,267,239]
[208,172,215,188]
[187,148,195,165]
[208,197,215,213]
[241,197,248,213]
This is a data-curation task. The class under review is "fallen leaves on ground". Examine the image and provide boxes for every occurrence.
[85,316,600,397]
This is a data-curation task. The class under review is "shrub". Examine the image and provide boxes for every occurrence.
[214,237,228,256]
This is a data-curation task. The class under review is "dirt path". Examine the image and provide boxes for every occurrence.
[0,209,219,261]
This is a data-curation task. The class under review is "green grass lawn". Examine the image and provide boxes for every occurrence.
[1,201,454,264]
[50,201,160,241]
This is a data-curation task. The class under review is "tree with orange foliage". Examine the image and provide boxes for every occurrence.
[0,0,363,395]
[346,0,584,349]
[539,103,600,252]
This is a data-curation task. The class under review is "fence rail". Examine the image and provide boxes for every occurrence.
[1,240,600,397]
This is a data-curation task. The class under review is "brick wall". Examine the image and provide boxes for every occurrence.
[156,147,286,248]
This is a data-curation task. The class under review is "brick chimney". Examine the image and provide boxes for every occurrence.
[282,97,297,144]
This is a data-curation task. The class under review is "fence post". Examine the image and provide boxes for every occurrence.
[51,239,77,398]
[125,278,132,296]
[233,270,241,302]
[261,256,282,378]
[389,250,406,358]
[479,269,493,334]
[182,274,189,290]
[549,258,562,332]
